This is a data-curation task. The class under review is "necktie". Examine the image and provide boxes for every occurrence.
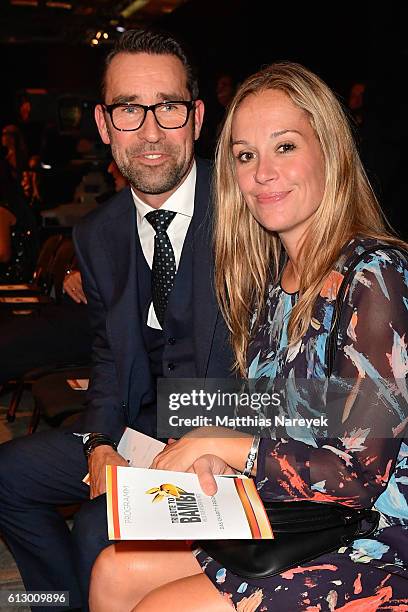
[145,209,177,327]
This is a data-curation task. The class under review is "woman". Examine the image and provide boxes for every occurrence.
[89,62,408,611]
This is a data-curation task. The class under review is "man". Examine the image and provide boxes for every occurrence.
[0,29,232,611]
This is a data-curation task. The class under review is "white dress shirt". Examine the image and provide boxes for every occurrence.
[131,162,196,330]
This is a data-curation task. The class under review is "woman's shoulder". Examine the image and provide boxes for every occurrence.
[333,237,408,315]
[318,237,408,307]
[335,236,408,275]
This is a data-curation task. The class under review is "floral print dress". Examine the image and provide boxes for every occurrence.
[196,238,408,611]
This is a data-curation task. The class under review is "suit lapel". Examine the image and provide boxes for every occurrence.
[192,160,220,377]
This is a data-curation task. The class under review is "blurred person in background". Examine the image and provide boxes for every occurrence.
[1,124,28,182]
[0,151,39,283]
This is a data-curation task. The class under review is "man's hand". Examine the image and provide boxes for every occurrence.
[63,270,87,304]
[88,445,128,499]
[188,454,237,496]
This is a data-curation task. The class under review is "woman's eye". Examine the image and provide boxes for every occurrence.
[277,143,295,154]
[236,151,255,163]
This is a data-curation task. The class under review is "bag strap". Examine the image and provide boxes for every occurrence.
[325,244,408,377]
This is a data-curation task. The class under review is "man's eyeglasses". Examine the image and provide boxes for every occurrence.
[103,101,195,131]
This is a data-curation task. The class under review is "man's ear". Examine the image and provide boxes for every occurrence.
[94,104,111,145]
[193,100,205,141]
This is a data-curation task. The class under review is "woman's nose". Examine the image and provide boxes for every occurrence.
[254,155,278,184]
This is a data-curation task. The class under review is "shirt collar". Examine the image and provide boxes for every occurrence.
[131,161,196,220]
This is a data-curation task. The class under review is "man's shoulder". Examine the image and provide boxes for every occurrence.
[75,188,133,234]
[195,157,213,184]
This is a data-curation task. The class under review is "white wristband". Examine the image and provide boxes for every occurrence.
[242,435,260,477]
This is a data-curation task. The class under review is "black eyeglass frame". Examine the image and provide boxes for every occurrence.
[102,100,196,131]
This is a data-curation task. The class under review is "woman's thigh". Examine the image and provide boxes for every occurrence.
[132,573,233,612]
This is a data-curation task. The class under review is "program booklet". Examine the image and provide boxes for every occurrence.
[106,465,273,541]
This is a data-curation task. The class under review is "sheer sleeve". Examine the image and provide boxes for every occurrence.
[256,249,408,508]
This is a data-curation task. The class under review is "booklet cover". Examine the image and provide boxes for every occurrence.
[106,466,273,541]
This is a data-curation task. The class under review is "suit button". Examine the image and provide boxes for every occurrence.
[168,337,176,345]
[168,362,176,371]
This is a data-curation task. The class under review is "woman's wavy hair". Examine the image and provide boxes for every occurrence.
[214,61,406,376]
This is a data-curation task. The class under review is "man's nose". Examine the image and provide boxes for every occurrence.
[137,109,164,142]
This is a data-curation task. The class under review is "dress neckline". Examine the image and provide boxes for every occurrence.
[278,281,299,297]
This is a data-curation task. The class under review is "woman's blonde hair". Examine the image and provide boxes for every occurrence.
[214,61,406,376]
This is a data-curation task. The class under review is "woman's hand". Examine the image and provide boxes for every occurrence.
[150,427,254,475]
[188,454,237,495]
[150,435,216,473]
[63,270,87,304]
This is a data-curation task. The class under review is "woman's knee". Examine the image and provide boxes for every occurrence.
[90,543,156,612]
[89,545,124,611]
[90,543,149,593]
[91,545,118,587]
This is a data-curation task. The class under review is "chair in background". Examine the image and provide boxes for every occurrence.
[29,365,91,433]
[0,233,68,311]
[0,233,64,297]
[5,237,79,422]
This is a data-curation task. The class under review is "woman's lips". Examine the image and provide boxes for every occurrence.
[256,191,291,204]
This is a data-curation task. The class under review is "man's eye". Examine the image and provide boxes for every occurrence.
[117,105,142,115]
[161,103,178,112]
[277,143,296,153]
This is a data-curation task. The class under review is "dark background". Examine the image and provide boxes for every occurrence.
[1,2,407,117]
[1,0,407,233]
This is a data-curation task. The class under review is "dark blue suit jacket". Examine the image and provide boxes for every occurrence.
[73,159,233,441]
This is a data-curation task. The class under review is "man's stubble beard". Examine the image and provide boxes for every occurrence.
[109,122,195,196]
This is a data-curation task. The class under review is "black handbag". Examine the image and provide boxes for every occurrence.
[198,501,379,578]
[199,244,407,579]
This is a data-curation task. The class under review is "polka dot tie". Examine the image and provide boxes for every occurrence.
[145,209,177,327]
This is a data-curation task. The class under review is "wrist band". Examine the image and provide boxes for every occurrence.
[242,435,260,477]
[83,433,117,458]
